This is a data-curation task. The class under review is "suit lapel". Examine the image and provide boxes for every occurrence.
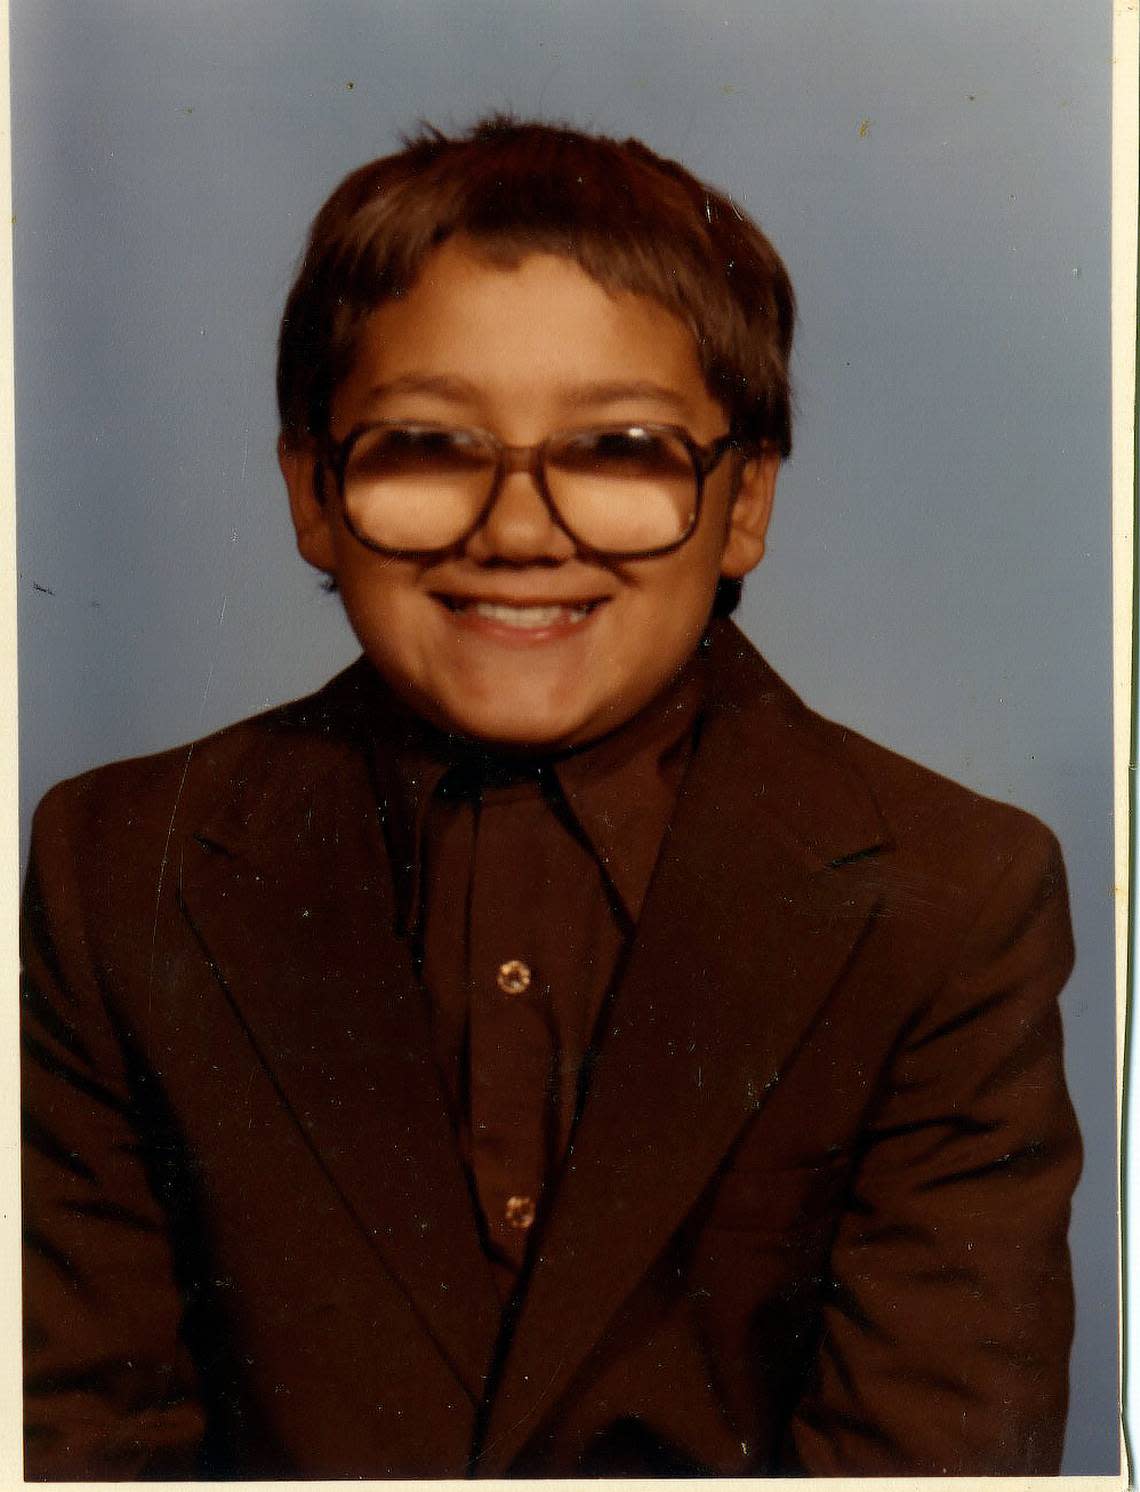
[176,687,501,1405]
[477,628,890,1473]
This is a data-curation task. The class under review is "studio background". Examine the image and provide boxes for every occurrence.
[11,0,1116,1472]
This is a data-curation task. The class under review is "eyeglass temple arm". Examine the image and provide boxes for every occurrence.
[697,432,738,477]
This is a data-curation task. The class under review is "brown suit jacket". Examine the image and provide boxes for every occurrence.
[21,622,1081,1478]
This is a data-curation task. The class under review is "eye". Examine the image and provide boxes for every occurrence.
[348,425,491,479]
[552,426,691,480]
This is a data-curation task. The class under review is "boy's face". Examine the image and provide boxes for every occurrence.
[282,239,777,750]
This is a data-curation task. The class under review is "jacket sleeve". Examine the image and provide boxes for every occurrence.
[785,820,1082,1475]
[21,785,207,1480]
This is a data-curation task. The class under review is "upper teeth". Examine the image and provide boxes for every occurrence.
[470,601,591,627]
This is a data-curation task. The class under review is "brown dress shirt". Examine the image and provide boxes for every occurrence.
[368,663,705,1296]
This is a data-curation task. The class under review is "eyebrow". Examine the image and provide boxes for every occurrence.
[558,380,694,413]
[360,375,695,413]
[361,375,480,404]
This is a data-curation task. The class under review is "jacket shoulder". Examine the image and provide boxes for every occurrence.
[819,712,1056,860]
[708,621,1062,882]
[29,660,375,858]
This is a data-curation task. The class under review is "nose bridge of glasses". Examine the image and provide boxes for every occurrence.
[484,438,557,514]
[496,440,545,482]
[469,436,574,555]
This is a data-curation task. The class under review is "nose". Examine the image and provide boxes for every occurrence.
[463,466,577,565]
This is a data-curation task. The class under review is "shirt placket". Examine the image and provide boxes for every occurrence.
[466,787,557,1274]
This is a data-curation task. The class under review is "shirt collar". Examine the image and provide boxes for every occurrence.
[549,662,704,921]
[362,652,707,934]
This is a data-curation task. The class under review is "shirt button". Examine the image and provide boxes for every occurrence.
[505,1195,536,1231]
[497,958,532,996]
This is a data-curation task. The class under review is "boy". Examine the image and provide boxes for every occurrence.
[22,116,1080,1478]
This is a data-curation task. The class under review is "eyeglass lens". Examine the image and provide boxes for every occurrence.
[341,425,699,555]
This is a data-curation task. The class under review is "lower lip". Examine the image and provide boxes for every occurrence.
[437,599,606,646]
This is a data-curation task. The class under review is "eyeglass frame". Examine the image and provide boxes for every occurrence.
[314,419,739,562]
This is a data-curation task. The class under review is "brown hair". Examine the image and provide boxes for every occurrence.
[276,115,796,613]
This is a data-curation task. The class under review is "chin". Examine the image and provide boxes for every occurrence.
[433,693,595,752]
[456,714,582,752]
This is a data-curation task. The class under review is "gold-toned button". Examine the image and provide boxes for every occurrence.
[505,1195,536,1231]
[497,958,532,996]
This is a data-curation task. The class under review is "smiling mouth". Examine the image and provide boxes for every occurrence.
[438,597,605,629]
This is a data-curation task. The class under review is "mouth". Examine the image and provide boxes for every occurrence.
[436,595,607,631]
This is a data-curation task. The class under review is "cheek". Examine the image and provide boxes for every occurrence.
[607,562,719,678]
[334,560,429,657]
[639,543,727,628]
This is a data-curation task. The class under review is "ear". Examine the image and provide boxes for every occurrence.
[278,434,338,574]
[720,449,779,579]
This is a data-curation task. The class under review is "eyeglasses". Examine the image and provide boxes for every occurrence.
[318,420,737,560]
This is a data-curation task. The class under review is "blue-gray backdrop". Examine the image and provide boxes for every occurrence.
[12,0,1116,1471]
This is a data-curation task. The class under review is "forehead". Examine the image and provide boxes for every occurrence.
[332,240,724,433]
